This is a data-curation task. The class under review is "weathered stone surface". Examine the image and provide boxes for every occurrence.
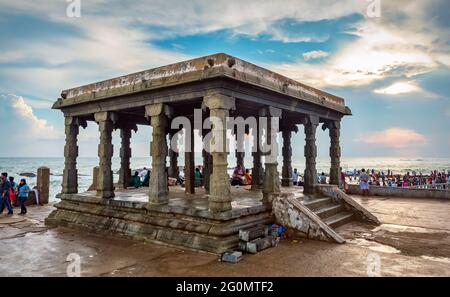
[168,131,180,178]
[87,166,99,191]
[117,127,133,189]
[260,106,281,203]
[203,94,235,213]
[315,184,380,225]
[36,167,50,204]
[95,112,116,198]
[281,125,298,187]
[328,121,341,186]
[272,193,345,243]
[147,103,172,204]
[62,116,80,194]
[184,121,195,194]
[45,193,272,254]
[251,122,263,190]
[303,115,319,195]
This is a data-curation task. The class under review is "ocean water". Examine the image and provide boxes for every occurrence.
[0,157,449,202]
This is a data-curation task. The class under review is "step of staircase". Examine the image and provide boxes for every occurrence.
[312,203,345,219]
[301,197,332,210]
[300,196,354,230]
[323,212,354,229]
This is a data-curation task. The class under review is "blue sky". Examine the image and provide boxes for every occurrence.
[0,0,449,158]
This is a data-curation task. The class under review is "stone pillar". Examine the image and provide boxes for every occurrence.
[281,125,298,187]
[303,115,319,195]
[251,122,263,190]
[62,116,84,194]
[236,151,245,168]
[203,93,235,213]
[117,125,136,189]
[95,111,116,199]
[260,107,282,204]
[88,166,99,191]
[184,118,195,194]
[202,128,212,193]
[145,103,173,204]
[329,121,341,186]
[37,167,50,204]
[168,131,180,178]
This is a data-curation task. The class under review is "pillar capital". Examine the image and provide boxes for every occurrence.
[64,116,87,128]
[94,111,118,124]
[302,114,320,126]
[203,92,235,110]
[321,119,341,131]
[145,103,173,118]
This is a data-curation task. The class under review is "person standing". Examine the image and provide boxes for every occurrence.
[292,168,299,186]
[359,168,370,196]
[139,167,148,183]
[9,176,17,206]
[0,172,13,215]
[17,179,30,215]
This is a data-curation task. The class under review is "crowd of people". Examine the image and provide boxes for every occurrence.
[348,169,450,188]
[0,172,31,216]
[126,165,450,194]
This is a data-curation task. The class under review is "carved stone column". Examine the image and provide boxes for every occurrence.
[260,107,282,204]
[202,128,212,193]
[95,111,116,199]
[145,103,173,204]
[168,131,180,179]
[203,93,235,213]
[62,116,86,194]
[117,125,136,189]
[184,117,195,194]
[329,121,341,186]
[303,115,319,195]
[251,121,263,190]
[235,131,245,168]
[281,124,298,187]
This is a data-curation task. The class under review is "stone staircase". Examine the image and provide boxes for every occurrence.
[273,185,380,243]
[302,197,354,229]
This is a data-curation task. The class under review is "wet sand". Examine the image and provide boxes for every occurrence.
[0,195,449,276]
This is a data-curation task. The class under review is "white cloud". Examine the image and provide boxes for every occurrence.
[302,50,329,61]
[374,81,421,95]
[271,18,443,88]
[0,94,62,140]
[356,128,427,149]
[373,80,441,98]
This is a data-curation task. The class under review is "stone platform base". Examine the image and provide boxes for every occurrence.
[45,192,273,254]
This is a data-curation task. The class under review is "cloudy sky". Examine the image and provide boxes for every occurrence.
[0,0,449,158]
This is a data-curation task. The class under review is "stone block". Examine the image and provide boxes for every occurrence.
[221,251,242,263]
[37,167,50,204]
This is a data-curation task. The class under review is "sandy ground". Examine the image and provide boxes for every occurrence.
[0,195,449,277]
